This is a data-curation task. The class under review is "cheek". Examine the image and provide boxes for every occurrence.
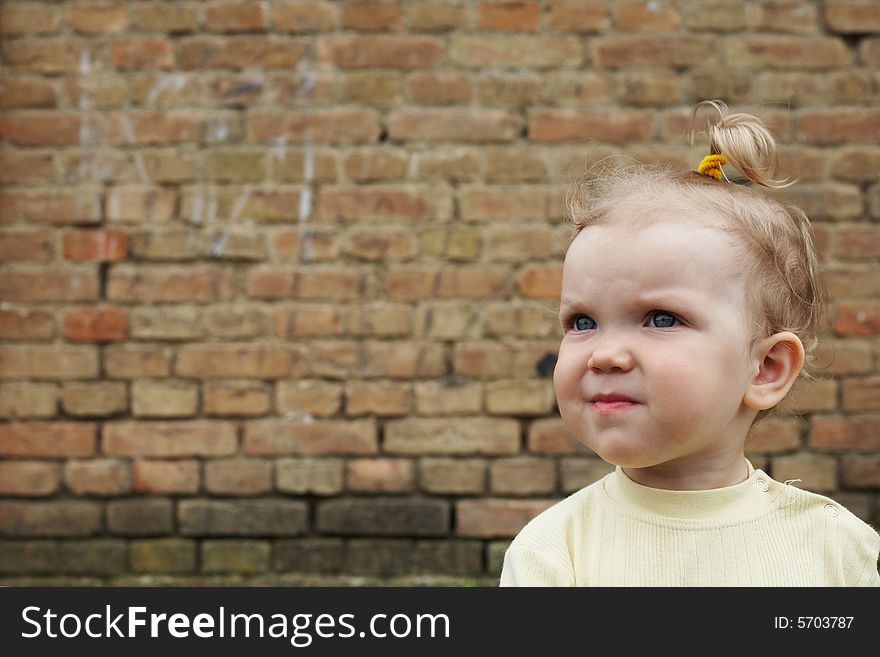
[553,343,583,399]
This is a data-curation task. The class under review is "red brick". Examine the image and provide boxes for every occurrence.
[592,35,716,68]
[62,229,128,262]
[613,2,680,31]
[64,459,130,496]
[132,460,200,494]
[0,462,60,496]
[205,2,269,33]
[346,458,416,493]
[103,421,238,457]
[342,1,403,31]
[68,4,128,34]
[527,418,581,454]
[0,113,99,146]
[770,453,837,493]
[0,231,54,262]
[842,377,880,411]
[247,110,380,144]
[0,79,57,109]
[0,422,96,457]
[204,458,272,495]
[109,38,175,70]
[824,2,880,34]
[62,308,128,343]
[0,345,99,380]
[529,109,653,143]
[833,302,880,336]
[273,2,337,32]
[0,309,55,341]
[459,186,549,221]
[316,185,451,222]
[810,415,880,452]
[249,267,372,300]
[1,39,86,75]
[453,339,560,379]
[546,1,609,32]
[746,417,802,454]
[243,419,378,456]
[726,35,851,69]
[0,5,61,35]
[178,36,308,70]
[1,189,102,225]
[841,455,880,489]
[318,35,443,69]
[518,264,562,299]
[479,2,540,32]
[798,110,880,144]
[456,498,556,537]
[749,1,819,33]
[108,111,212,146]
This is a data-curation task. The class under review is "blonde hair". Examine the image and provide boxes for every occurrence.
[566,100,827,422]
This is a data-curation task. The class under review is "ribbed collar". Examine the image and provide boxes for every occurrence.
[604,460,782,522]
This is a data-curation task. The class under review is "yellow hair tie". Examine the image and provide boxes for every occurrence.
[697,153,727,180]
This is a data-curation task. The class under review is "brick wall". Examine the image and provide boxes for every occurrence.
[1,0,878,585]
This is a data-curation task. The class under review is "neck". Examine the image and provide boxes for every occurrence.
[621,452,750,491]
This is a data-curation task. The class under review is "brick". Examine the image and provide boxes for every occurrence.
[725,36,851,69]
[414,302,482,340]
[59,540,126,576]
[560,458,615,493]
[0,309,55,341]
[273,2,337,32]
[746,417,802,454]
[479,2,539,32]
[419,226,481,261]
[546,1,609,32]
[180,186,302,223]
[0,382,57,419]
[346,539,412,576]
[205,2,268,33]
[62,459,130,497]
[453,340,560,379]
[130,72,200,109]
[250,267,371,300]
[106,186,176,224]
[592,35,716,68]
[842,377,880,411]
[828,71,880,104]
[388,109,521,143]
[0,462,60,496]
[316,184,452,222]
[528,418,582,454]
[130,307,202,341]
[107,498,173,536]
[341,228,418,261]
[490,457,556,495]
[179,500,308,536]
[529,109,653,143]
[176,343,302,378]
[273,303,343,338]
[485,147,547,182]
[104,344,173,379]
[132,460,200,495]
[834,302,880,336]
[0,79,57,109]
[485,302,559,339]
[386,267,511,300]
[812,339,873,376]
[778,378,838,414]
[1,40,87,75]
[108,265,236,303]
[412,540,483,575]
[419,457,486,495]
[247,109,379,145]
[682,0,747,31]
[316,498,449,536]
[518,264,563,299]
[770,453,838,493]
[486,540,508,576]
[486,380,556,415]
[459,186,549,221]
[0,268,99,303]
[385,417,519,455]
[0,540,58,574]
[612,2,680,31]
[204,306,271,338]
[103,420,237,457]
[347,458,416,493]
[749,1,819,33]
[243,419,378,456]
[66,76,129,111]
[60,382,128,418]
[0,501,101,537]
[810,415,880,452]
[62,229,127,263]
[204,458,272,496]
[0,4,61,35]
[0,422,96,457]
[409,72,471,105]
[179,35,308,69]
[344,381,413,417]
[408,1,467,31]
[110,38,175,70]
[343,1,402,31]
[798,110,880,144]
[131,380,199,418]
[129,539,197,574]
[450,34,582,69]
[456,498,556,537]
[63,152,136,185]
[769,184,862,221]
[539,71,612,106]
[68,4,128,34]
[63,308,129,343]
[830,226,880,261]
[309,341,446,379]
[202,540,271,573]
[276,380,341,417]
[342,148,406,181]
[274,538,345,573]
[0,152,57,184]
[618,72,683,106]
[107,111,206,146]
[0,189,101,223]
[824,2,880,34]
[414,379,482,415]
[413,149,482,182]
[0,231,54,262]
[204,380,272,417]
[317,35,442,69]
[133,152,199,184]
[841,455,880,489]
[276,458,345,495]
[203,149,267,182]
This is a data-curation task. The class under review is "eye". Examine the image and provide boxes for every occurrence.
[568,314,597,331]
[648,311,680,328]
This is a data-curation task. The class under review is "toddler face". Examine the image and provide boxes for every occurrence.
[554,211,761,473]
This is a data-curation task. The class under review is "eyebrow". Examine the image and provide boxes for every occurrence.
[559,292,698,310]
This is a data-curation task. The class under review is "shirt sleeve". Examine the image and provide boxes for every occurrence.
[499,546,575,587]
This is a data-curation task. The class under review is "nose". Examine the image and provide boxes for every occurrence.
[587,339,635,373]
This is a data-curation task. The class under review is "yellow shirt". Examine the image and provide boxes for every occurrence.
[500,463,880,586]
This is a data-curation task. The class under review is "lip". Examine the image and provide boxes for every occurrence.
[588,393,639,415]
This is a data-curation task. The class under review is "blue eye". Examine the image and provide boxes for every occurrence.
[649,312,679,328]
[571,315,597,331]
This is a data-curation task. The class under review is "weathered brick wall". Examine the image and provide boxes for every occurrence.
[0,0,878,584]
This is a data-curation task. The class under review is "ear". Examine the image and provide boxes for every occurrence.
[743,332,805,411]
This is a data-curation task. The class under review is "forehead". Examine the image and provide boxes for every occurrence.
[562,214,745,301]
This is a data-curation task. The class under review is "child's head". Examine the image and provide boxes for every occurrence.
[554,100,826,476]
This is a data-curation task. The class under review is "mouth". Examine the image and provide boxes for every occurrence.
[589,393,639,415]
